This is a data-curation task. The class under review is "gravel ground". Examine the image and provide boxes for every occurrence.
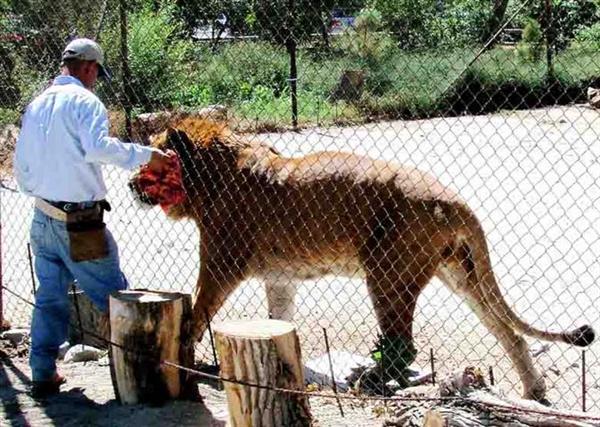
[2,105,600,424]
[0,353,383,426]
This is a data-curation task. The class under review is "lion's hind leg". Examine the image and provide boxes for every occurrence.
[435,242,547,401]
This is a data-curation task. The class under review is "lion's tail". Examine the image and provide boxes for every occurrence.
[465,221,595,347]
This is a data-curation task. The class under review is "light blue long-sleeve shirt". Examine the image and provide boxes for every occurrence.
[14,75,157,202]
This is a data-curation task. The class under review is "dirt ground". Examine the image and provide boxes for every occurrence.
[2,105,600,424]
[0,352,383,426]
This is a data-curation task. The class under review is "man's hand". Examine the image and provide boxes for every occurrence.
[147,150,170,173]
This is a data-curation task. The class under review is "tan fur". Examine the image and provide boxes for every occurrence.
[130,118,594,401]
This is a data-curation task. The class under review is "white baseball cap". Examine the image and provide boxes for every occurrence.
[62,38,111,80]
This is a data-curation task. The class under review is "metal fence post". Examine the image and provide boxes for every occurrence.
[287,0,298,130]
[0,196,4,329]
[544,0,555,80]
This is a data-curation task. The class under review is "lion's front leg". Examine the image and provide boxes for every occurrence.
[263,273,299,321]
[191,246,251,342]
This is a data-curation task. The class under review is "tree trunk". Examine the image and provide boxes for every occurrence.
[68,289,107,350]
[109,290,196,405]
[483,0,510,43]
[214,319,312,427]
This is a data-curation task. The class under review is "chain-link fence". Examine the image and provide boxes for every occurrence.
[1,0,600,416]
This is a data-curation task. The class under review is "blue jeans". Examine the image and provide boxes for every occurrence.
[29,208,128,381]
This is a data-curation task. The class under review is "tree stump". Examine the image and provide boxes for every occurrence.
[68,289,107,349]
[108,290,196,405]
[330,69,365,102]
[214,319,312,427]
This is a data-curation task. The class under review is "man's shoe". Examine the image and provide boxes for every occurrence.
[30,373,66,398]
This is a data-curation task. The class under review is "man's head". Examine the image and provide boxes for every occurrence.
[61,38,111,89]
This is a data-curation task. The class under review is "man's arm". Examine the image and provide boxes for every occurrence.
[78,96,168,171]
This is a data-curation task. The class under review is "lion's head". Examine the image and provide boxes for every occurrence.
[128,117,244,220]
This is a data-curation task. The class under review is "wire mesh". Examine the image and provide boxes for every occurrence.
[1,0,599,416]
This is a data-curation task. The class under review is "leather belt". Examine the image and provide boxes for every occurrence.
[46,200,100,212]
[35,198,68,221]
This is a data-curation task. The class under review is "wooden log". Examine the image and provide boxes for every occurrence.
[214,319,312,427]
[108,289,196,405]
[68,289,107,349]
[384,368,599,427]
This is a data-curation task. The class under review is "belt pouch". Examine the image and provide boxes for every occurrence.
[66,207,109,262]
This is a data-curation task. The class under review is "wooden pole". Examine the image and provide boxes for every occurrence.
[119,0,132,140]
[109,290,195,405]
[214,319,312,427]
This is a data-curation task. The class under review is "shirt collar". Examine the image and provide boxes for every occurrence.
[53,75,85,88]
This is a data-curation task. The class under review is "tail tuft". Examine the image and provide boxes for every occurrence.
[565,325,595,347]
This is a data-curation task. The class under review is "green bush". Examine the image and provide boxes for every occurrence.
[191,42,289,105]
[572,22,600,50]
[3,54,49,114]
[529,0,599,51]
[338,8,396,66]
[102,4,194,111]
[516,18,544,62]
[372,0,491,48]
[432,0,491,46]
[373,0,438,49]
[0,107,20,126]
[335,8,397,95]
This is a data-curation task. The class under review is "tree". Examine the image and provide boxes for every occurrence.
[482,0,509,42]
[175,0,252,36]
[0,0,20,107]
[8,0,103,75]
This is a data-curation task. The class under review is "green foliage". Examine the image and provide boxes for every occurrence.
[531,0,599,51]
[177,42,289,106]
[0,107,20,126]
[0,4,19,107]
[102,4,194,111]
[1,0,599,130]
[335,8,397,96]
[337,8,395,65]
[516,18,544,62]
[554,46,600,85]
[175,0,253,35]
[432,0,491,45]
[372,0,438,48]
[572,22,600,50]
[8,0,103,75]
[372,0,491,48]
[473,47,546,86]
[250,0,335,45]
[551,0,598,50]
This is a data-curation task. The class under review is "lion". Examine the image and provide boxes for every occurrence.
[128,117,595,401]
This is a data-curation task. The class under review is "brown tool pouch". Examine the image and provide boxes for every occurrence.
[66,205,109,262]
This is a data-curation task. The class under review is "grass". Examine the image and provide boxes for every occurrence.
[225,44,600,128]
[2,43,599,131]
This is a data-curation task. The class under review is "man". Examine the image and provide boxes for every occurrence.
[14,38,169,398]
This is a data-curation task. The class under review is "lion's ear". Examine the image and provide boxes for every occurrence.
[166,127,193,154]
